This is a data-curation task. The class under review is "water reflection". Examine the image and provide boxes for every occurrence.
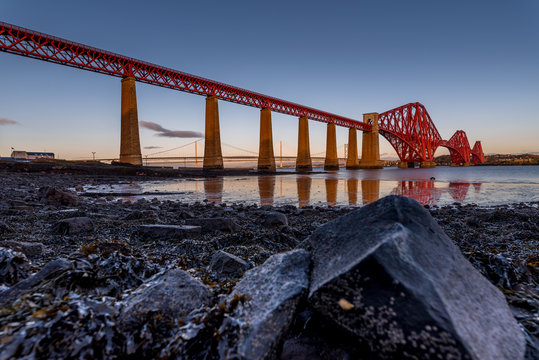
[204,178,224,204]
[393,181,441,206]
[258,176,275,206]
[325,178,338,207]
[297,175,312,207]
[347,179,359,206]
[120,172,490,207]
[361,180,380,205]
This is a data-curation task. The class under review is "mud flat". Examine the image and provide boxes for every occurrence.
[0,164,537,359]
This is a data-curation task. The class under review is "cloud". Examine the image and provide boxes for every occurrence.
[144,146,162,149]
[140,121,203,138]
[0,118,19,125]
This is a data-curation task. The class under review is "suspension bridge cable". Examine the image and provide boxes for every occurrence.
[221,142,259,155]
[146,138,202,156]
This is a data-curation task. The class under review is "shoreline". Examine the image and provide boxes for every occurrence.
[0,166,537,358]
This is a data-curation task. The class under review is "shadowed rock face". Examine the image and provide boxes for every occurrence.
[120,269,212,330]
[219,249,310,360]
[306,195,525,360]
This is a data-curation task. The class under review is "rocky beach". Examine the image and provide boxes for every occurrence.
[0,162,537,359]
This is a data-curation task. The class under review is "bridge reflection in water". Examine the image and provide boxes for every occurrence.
[199,176,482,207]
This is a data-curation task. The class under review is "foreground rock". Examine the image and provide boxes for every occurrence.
[38,186,78,206]
[120,268,212,330]
[0,241,43,257]
[306,195,526,360]
[218,249,310,359]
[209,250,249,278]
[52,216,94,235]
[135,224,201,241]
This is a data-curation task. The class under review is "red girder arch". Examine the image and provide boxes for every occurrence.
[471,141,484,164]
[0,21,370,131]
[439,130,471,164]
[378,103,442,163]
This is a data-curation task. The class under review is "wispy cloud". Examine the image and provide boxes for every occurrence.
[144,146,162,149]
[140,121,203,138]
[0,118,19,125]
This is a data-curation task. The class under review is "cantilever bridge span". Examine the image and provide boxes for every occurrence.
[0,21,483,170]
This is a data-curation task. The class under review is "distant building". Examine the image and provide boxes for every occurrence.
[10,151,55,160]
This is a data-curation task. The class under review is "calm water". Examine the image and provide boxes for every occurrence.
[86,166,539,207]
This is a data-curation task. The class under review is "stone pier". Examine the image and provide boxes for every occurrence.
[120,77,142,165]
[359,112,383,169]
[296,116,312,171]
[346,128,360,169]
[324,123,339,170]
[258,108,275,171]
[203,96,224,170]
[420,161,436,168]
[399,161,415,168]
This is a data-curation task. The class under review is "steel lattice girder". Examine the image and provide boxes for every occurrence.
[378,102,442,162]
[471,141,484,164]
[0,21,370,131]
[439,130,471,164]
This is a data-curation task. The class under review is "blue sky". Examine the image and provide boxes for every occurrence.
[1,0,538,160]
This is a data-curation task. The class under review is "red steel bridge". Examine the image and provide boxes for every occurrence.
[0,21,483,169]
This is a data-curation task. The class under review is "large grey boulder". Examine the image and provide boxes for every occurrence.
[218,249,310,360]
[120,268,212,329]
[306,195,525,360]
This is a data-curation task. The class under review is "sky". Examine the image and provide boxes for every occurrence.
[1,0,538,160]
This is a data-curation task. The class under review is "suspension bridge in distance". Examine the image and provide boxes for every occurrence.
[0,21,484,171]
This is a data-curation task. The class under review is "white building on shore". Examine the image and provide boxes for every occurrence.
[10,151,55,160]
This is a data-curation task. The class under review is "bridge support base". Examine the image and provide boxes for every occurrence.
[257,108,275,172]
[296,116,312,171]
[359,113,383,169]
[120,77,142,165]
[420,161,436,168]
[324,123,339,170]
[399,161,415,168]
[346,128,360,169]
[203,96,224,170]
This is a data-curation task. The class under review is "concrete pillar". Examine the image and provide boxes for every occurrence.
[346,128,360,169]
[420,161,436,168]
[257,108,275,172]
[296,116,312,171]
[399,161,415,168]
[361,180,380,205]
[120,77,142,165]
[203,96,223,170]
[324,123,339,170]
[360,113,383,169]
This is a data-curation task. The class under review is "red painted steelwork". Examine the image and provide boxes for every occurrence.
[0,21,370,131]
[440,130,471,164]
[378,103,442,163]
[471,141,484,164]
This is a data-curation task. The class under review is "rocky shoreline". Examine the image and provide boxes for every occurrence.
[0,168,537,359]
